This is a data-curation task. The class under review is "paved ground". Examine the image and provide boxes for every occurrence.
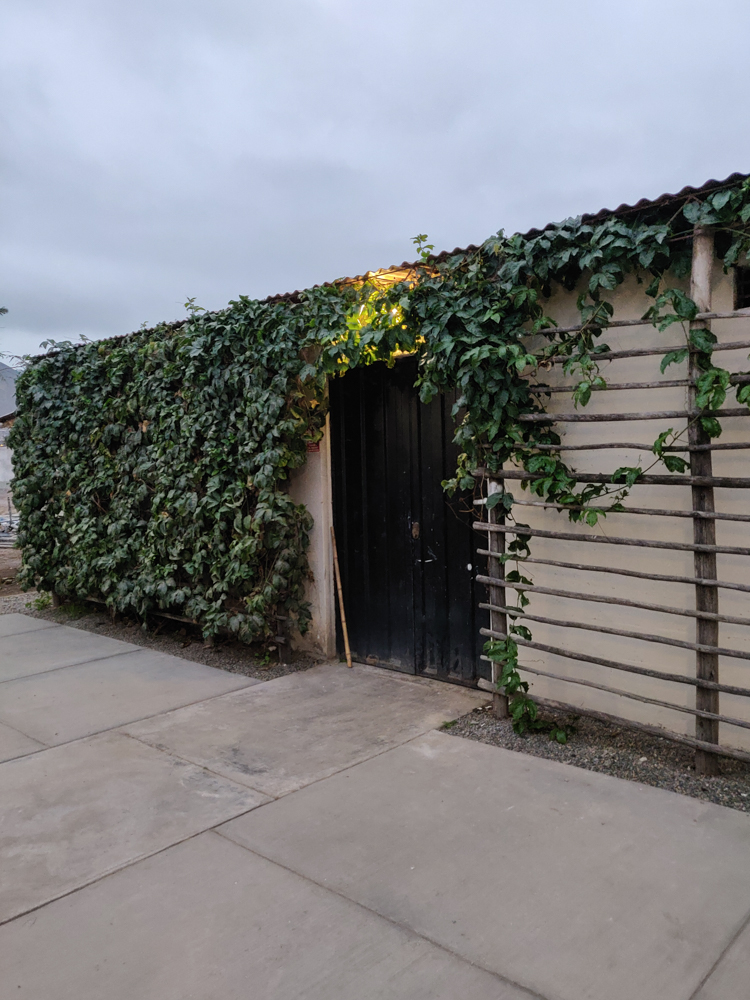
[1,612,749,999]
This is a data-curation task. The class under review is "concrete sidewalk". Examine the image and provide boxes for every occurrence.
[0,612,748,999]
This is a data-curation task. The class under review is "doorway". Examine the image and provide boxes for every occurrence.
[329,356,486,684]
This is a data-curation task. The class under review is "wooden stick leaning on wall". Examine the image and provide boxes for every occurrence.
[330,525,352,668]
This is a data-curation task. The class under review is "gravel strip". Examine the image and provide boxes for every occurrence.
[446,705,750,814]
[0,594,34,616]
[0,595,319,682]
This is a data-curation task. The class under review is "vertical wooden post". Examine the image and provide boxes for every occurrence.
[487,478,509,718]
[689,226,720,776]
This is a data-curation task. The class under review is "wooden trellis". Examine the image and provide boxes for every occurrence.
[473,228,750,774]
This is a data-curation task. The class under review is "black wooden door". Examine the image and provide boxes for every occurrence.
[330,357,486,683]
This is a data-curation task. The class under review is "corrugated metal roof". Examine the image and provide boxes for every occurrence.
[520,171,750,238]
[32,170,750,362]
[262,171,750,303]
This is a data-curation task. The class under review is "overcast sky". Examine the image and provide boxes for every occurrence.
[2,0,750,359]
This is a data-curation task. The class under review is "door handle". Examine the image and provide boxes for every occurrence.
[416,545,436,564]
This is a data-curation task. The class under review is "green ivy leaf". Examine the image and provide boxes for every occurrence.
[573,381,591,408]
[612,466,642,488]
[660,349,688,373]
[700,416,722,438]
[682,201,704,225]
[662,455,688,474]
[653,429,673,456]
[511,625,532,641]
[689,328,717,354]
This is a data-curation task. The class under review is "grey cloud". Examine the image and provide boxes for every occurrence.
[2,0,750,357]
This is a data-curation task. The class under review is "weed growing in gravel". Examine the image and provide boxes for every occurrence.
[60,600,89,620]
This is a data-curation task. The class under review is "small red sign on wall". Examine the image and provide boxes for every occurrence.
[306,441,320,453]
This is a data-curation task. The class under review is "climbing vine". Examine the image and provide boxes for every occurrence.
[10,179,750,704]
[458,183,750,736]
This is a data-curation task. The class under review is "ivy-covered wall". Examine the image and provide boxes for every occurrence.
[499,263,750,745]
[10,286,410,642]
[10,179,750,697]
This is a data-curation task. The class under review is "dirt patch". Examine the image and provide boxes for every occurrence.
[1,594,322,682]
[446,705,750,814]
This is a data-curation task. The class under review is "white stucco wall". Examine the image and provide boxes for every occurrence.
[287,416,336,659]
[509,262,750,750]
[0,428,12,485]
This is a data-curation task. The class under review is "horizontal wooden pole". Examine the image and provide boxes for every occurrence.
[530,378,691,393]
[480,441,750,453]
[490,658,750,732]
[486,687,750,765]
[474,468,750,488]
[529,374,750,394]
[476,575,750,628]
[475,498,750,522]
[474,522,750,556]
[527,308,750,338]
[550,338,750,365]
[476,550,750,594]
[518,407,748,423]
[480,604,750,657]
[476,652,750,700]
[481,623,750,664]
